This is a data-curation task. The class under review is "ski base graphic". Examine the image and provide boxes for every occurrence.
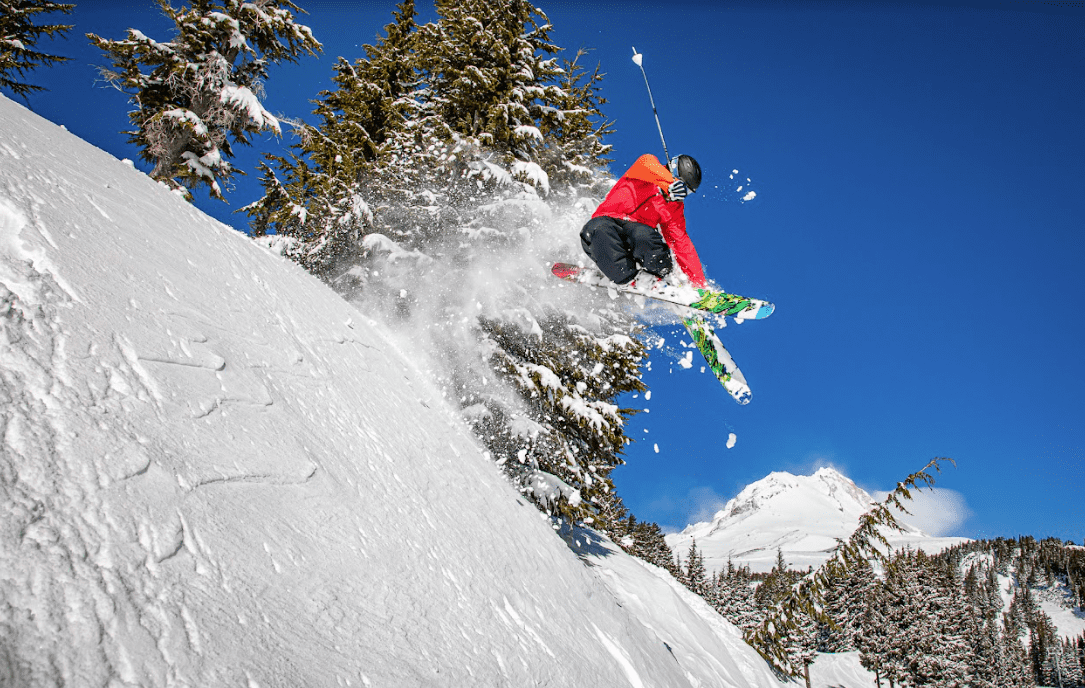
[683,315,752,405]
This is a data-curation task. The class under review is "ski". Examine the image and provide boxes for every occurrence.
[683,315,752,405]
[551,262,774,321]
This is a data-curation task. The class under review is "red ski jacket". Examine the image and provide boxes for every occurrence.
[592,154,706,287]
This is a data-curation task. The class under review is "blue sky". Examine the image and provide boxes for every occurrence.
[12,1,1084,543]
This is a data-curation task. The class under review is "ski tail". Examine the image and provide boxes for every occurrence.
[551,262,580,280]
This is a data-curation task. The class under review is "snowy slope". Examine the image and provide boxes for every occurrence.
[0,95,787,687]
[967,551,1085,643]
[809,652,877,688]
[668,467,968,573]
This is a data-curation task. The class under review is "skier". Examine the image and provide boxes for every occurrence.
[580,153,705,290]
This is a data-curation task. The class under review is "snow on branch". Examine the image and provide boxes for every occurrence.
[220,84,280,132]
[525,470,582,509]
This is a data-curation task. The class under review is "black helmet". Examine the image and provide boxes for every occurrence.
[669,154,702,192]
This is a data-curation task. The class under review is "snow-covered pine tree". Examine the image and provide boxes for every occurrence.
[715,561,761,633]
[967,596,1006,687]
[748,549,819,680]
[1008,583,1039,639]
[1030,612,1063,687]
[632,519,678,574]
[780,606,817,688]
[615,514,677,574]
[682,540,708,597]
[1002,627,1039,688]
[242,1,650,550]
[753,549,799,611]
[354,4,649,531]
[318,0,417,165]
[534,47,614,194]
[88,0,321,200]
[881,551,922,688]
[1066,637,1085,687]
[983,563,1004,620]
[908,553,975,687]
[616,513,637,550]
[247,9,419,273]
[419,0,562,172]
[859,580,895,688]
[958,560,1011,688]
[478,309,645,525]
[817,557,875,652]
[0,0,73,99]
[244,0,421,274]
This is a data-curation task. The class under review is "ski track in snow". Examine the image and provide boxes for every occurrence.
[0,95,788,686]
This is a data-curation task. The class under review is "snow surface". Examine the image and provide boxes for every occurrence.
[808,652,878,688]
[0,95,788,686]
[1040,594,1085,642]
[669,467,969,573]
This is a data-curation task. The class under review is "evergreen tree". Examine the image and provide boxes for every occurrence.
[818,557,875,653]
[969,606,1005,688]
[642,522,678,575]
[881,551,921,688]
[0,0,73,99]
[750,548,818,681]
[714,560,761,633]
[419,0,562,165]
[620,517,677,575]
[616,513,637,551]
[682,540,708,597]
[781,607,818,688]
[859,580,896,688]
[535,47,614,193]
[754,549,798,611]
[1068,636,1085,687]
[245,0,419,273]
[478,310,645,524]
[1030,613,1062,687]
[88,0,321,199]
[1002,628,1038,688]
[907,553,974,687]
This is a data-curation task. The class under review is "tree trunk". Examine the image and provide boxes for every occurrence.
[803,660,811,688]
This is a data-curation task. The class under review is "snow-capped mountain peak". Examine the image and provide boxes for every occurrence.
[693,467,877,536]
[669,467,964,574]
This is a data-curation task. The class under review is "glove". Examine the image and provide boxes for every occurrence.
[668,179,689,201]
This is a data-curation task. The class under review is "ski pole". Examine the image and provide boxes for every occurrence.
[631,47,670,164]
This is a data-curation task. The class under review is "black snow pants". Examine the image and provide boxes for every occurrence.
[580,216,673,285]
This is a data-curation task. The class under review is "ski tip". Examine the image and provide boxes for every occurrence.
[724,379,753,405]
[754,302,775,319]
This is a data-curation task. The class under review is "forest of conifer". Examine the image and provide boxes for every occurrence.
[669,536,1085,687]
